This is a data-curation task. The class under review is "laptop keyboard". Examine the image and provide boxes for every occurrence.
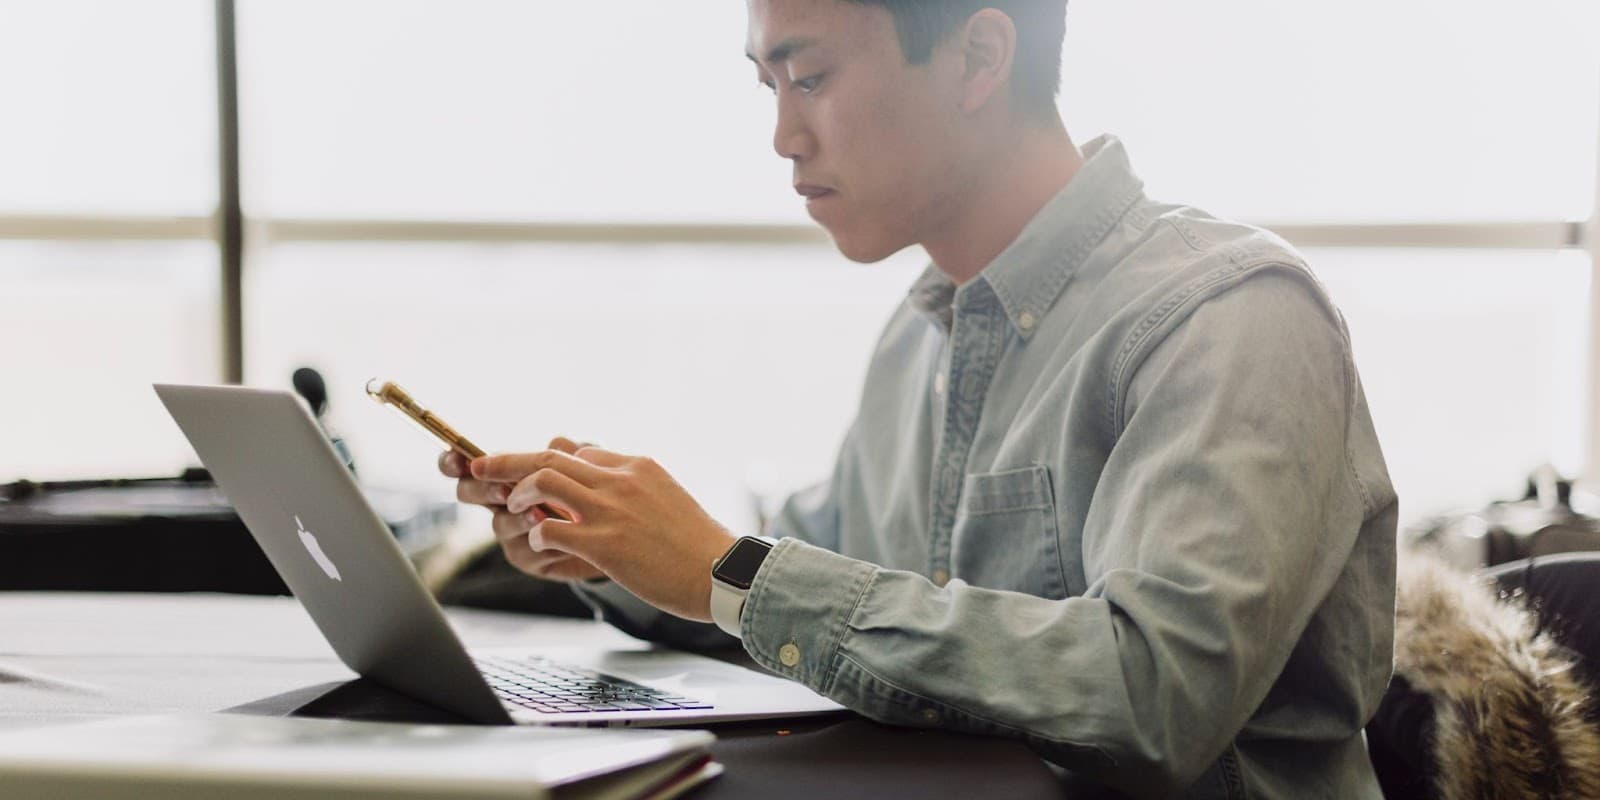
[477,655,713,715]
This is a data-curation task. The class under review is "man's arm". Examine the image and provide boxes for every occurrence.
[719,275,1389,794]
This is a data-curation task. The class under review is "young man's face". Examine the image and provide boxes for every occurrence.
[746,0,973,263]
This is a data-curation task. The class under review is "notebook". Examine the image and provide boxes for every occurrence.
[0,713,719,800]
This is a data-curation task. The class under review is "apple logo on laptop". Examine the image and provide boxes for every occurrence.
[295,516,342,581]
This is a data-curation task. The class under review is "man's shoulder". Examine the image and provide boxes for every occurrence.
[1050,201,1349,388]
[1112,201,1319,295]
[1089,201,1340,333]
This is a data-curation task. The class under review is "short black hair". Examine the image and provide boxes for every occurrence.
[846,1,1067,119]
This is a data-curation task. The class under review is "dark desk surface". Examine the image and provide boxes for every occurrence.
[0,592,1070,799]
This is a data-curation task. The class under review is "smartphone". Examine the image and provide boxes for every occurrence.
[366,379,569,521]
[366,379,485,460]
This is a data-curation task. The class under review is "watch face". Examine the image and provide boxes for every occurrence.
[713,538,772,591]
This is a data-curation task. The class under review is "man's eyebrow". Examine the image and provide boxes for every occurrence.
[744,36,819,66]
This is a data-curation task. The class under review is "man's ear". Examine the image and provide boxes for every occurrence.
[958,9,1017,116]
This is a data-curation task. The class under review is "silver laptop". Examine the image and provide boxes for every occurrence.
[155,383,843,728]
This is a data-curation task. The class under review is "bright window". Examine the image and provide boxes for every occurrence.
[237,1,790,223]
[0,243,221,481]
[2,0,1596,531]
[0,0,220,483]
[1312,248,1590,518]
[0,1,216,215]
[1062,0,1600,222]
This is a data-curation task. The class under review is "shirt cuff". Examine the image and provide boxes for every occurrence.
[741,537,877,695]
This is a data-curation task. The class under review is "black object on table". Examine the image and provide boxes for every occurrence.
[0,473,452,594]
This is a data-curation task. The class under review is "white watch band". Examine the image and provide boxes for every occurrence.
[709,576,748,639]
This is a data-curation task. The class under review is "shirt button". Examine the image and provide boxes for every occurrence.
[921,708,941,724]
[933,372,946,396]
[779,642,801,668]
[1018,311,1036,331]
[932,569,949,587]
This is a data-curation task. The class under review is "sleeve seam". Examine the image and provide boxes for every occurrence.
[1108,261,1255,434]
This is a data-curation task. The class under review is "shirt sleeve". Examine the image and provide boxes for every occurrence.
[735,272,1386,796]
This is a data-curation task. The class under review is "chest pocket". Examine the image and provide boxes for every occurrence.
[949,465,1067,599]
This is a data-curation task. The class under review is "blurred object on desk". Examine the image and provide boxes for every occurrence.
[0,470,454,594]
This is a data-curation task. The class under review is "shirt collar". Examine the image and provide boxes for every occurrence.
[908,135,1146,338]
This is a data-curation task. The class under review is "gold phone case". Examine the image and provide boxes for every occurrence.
[366,379,572,522]
[365,379,485,459]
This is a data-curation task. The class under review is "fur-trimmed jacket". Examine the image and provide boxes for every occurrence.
[1368,553,1600,799]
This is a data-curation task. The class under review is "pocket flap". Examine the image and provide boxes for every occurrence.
[961,465,1053,516]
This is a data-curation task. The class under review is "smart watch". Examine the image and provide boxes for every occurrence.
[709,536,774,638]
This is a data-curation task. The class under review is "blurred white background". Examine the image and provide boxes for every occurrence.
[2,0,1597,531]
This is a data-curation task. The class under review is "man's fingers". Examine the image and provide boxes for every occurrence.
[548,437,599,455]
[492,508,533,543]
[524,550,570,572]
[525,550,602,582]
[439,450,468,478]
[502,542,544,576]
[472,441,612,582]
[472,450,611,487]
[456,478,511,507]
[573,446,630,468]
[506,547,599,582]
[506,468,593,519]
[525,517,583,554]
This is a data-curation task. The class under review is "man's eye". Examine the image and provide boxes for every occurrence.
[793,73,825,94]
[758,79,776,95]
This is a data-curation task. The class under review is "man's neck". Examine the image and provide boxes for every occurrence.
[923,123,1084,286]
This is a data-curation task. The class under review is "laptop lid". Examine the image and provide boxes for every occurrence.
[155,384,512,724]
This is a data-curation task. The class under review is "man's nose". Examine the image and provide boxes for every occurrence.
[772,96,814,161]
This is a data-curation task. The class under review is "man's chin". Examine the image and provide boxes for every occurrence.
[824,228,908,264]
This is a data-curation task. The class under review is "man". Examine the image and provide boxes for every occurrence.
[442,1,1397,797]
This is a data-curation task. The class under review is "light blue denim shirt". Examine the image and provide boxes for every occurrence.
[579,135,1398,799]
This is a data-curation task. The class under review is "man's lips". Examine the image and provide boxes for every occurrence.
[794,183,835,200]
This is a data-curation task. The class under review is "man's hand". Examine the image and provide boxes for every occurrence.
[472,447,738,622]
[440,436,605,583]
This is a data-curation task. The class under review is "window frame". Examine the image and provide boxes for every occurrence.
[2,1,1597,485]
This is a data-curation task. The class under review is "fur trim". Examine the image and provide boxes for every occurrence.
[1395,552,1600,799]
